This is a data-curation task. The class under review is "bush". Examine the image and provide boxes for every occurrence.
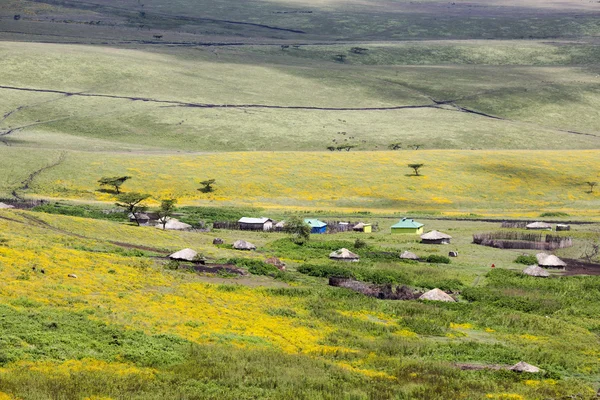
[354,238,367,249]
[297,264,354,279]
[227,258,281,277]
[514,254,537,265]
[539,212,569,217]
[425,255,451,264]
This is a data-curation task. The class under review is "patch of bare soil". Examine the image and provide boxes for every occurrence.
[562,258,600,276]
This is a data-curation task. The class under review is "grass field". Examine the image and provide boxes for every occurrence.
[1,148,599,217]
[0,209,599,398]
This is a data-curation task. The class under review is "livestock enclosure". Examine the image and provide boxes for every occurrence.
[473,231,573,250]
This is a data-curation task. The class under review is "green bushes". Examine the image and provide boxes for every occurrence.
[297,263,411,285]
[514,254,537,265]
[227,258,282,277]
[33,202,127,222]
[425,255,451,264]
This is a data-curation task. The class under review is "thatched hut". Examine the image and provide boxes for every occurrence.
[419,288,455,302]
[169,248,198,262]
[421,230,452,244]
[400,251,419,260]
[329,248,359,262]
[526,222,552,230]
[538,254,567,268]
[509,361,540,373]
[523,265,550,277]
[0,202,15,209]
[233,240,256,250]
[156,218,192,230]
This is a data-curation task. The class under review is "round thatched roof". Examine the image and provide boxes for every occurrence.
[329,248,359,260]
[536,253,549,263]
[523,265,549,277]
[353,222,366,230]
[421,230,452,240]
[538,255,566,268]
[169,248,198,261]
[419,288,455,302]
[509,361,540,373]
[0,202,15,209]
[156,218,192,230]
[233,240,256,250]
[400,251,419,260]
[275,221,286,228]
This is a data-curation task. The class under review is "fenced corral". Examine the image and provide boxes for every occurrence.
[473,231,573,250]
[211,220,377,234]
[0,198,48,209]
[501,221,528,229]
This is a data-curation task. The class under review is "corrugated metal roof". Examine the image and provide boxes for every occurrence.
[391,218,424,228]
[304,218,327,228]
[238,217,272,224]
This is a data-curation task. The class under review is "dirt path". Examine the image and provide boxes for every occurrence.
[11,152,66,200]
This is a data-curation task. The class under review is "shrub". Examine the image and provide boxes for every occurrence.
[514,254,537,265]
[227,258,281,277]
[354,238,367,249]
[297,264,354,279]
[425,255,450,264]
[539,212,569,217]
[164,260,180,270]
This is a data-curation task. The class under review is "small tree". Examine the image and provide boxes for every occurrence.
[157,198,177,230]
[285,216,311,245]
[116,192,151,226]
[388,142,402,150]
[326,146,336,151]
[334,54,346,63]
[198,179,216,193]
[98,176,131,194]
[408,163,424,176]
[350,47,368,54]
[586,181,598,193]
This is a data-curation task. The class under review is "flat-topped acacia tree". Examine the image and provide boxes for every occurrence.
[115,192,151,226]
[408,163,424,176]
[98,176,131,194]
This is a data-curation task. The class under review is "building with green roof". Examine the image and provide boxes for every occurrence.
[391,218,424,234]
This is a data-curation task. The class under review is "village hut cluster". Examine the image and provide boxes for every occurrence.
[522,252,567,278]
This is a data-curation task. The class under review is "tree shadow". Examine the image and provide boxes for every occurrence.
[96,188,118,194]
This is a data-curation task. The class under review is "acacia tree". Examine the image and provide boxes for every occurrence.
[285,216,311,245]
[157,198,177,230]
[98,176,131,194]
[586,181,598,193]
[198,179,216,193]
[408,163,424,176]
[116,192,151,226]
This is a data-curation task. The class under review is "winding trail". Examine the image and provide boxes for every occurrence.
[11,152,66,200]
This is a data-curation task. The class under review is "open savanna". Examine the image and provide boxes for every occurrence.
[0,208,599,399]
[2,148,599,217]
[1,41,600,152]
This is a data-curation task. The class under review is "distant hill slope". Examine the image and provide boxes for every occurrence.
[0,41,599,152]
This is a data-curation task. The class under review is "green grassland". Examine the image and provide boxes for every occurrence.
[0,209,599,399]
[1,41,600,152]
[1,148,599,217]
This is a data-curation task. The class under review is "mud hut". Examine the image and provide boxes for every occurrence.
[353,223,372,233]
[538,254,567,268]
[400,251,419,260]
[329,248,360,262]
[523,265,550,277]
[238,217,273,231]
[509,361,540,373]
[233,240,256,251]
[526,222,552,230]
[156,218,192,230]
[419,288,455,302]
[421,230,452,244]
[169,248,198,262]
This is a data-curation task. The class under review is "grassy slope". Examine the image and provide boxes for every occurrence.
[1,41,600,152]
[1,148,599,216]
[0,209,598,399]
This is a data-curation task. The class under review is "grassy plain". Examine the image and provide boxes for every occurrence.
[1,148,598,217]
[0,209,599,399]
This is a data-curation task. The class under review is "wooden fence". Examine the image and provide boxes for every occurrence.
[0,198,48,209]
[473,232,573,250]
[501,221,528,229]
[212,220,377,234]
